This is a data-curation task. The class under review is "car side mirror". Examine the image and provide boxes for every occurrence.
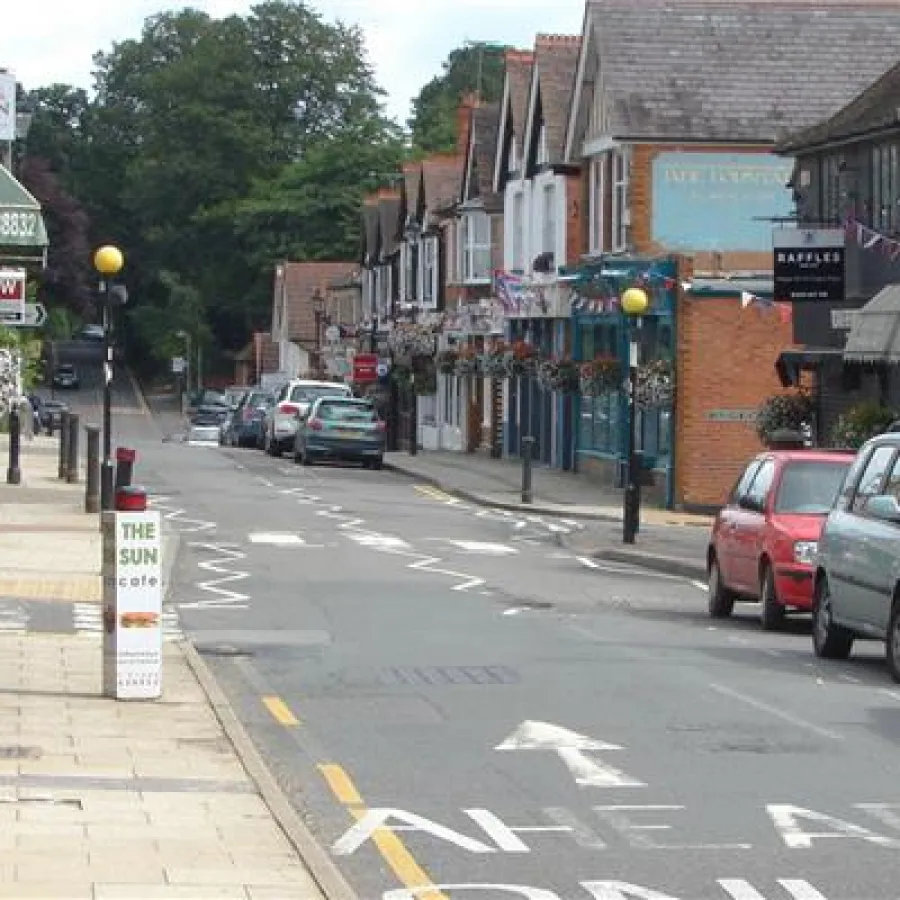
[738,495,763,513]
[867,494,900,523]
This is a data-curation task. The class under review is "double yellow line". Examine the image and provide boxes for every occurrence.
[262,695,445,898]
[413,484,457,504]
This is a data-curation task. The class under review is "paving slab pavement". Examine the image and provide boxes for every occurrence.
[0,431,340,900]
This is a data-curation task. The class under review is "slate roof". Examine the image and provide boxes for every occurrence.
[844,283,900,363]
[422,154,463,219]
[361,200,380,265]
[275,262,357,346]
[532,35,581,163]
[777,59,900,152]
[583,0,900,143]
[401,161,422,225]
[377,193,402,259]
[506,50,534,161]
[464,103,502,212]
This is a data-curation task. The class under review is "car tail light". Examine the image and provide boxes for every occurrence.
[278,402,298,415]
[375,421,386,432]
[307,417,323,431]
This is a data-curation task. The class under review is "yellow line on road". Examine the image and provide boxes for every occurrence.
[262,695,300,726]
[413,484,455,503]
[318,763,447,900]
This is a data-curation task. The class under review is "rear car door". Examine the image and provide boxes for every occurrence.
[731,458,776,593]
[716,459,763,589]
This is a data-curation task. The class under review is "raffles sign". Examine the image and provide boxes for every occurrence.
[773,228,845,302]
[102,511,163,700]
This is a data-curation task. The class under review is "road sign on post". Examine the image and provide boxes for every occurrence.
[0,268,25,323]
[0,302,46,328]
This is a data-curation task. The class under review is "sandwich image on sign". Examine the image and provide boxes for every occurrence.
[119,612,160,629]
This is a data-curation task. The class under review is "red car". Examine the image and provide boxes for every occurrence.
[707,450,855,630]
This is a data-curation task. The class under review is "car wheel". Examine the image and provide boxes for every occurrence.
[301,450,313,466]
[886,599,900,684]
[371,456,383,471]
[707,554,735,618]
[760,564,785,632]
[293,445,302,464]
[812,575,853,660]
[265,432,277,456]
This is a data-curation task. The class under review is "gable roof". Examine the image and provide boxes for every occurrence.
[361,198,380,265]
[492,49,534,191]
[522,34,581,170]
[566,0,900,153]
[274,261,356,346]
[462,103,502,210]
[776,58,900,152]
[400,161,422,228]
[421,154,462,221]
[377,192,402,259]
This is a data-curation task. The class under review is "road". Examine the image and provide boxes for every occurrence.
[47,358,900,900]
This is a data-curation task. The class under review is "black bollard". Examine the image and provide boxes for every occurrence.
[58,409,70,479]
[114,447,136,491]
[85,426,100,513]
[6,406,21,485]
[521,435,534,504]
[66,413,80,484]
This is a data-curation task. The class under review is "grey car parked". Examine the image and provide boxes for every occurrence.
[814,431,900,682]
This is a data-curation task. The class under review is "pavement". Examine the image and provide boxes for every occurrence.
[0,359,335,898]
[385,449,712,579]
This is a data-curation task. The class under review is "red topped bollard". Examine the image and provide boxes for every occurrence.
[115,484,147,512]
[114,446,137,491]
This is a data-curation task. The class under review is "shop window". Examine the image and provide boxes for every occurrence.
[870,143,900,233]
[589,156,605,254]
[542,183,556,257]
[511,190,525,272]
[612,147,630,251]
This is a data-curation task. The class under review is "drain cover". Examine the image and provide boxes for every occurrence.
[0,746,41,760]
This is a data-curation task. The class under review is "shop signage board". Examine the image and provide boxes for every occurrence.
[102,511,163,700]
[706,409,758,423]
[353,353,378,383]
[0,268,25,322]
[773,228,845,302]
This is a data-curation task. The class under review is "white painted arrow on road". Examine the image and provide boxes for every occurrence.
[495,720,646,788]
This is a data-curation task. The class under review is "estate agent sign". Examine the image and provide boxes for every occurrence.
[773,228,845,303]
[102,511,163,699]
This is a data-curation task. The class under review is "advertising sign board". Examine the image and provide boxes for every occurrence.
[773,228,845,302]
[102,511,163,700]
[353,353,378,384]
[0,268,26,322]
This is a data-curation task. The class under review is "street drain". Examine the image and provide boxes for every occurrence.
[196,644,253,658]
[0,746,41,760]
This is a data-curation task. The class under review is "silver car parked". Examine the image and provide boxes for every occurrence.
[814,431,900,681]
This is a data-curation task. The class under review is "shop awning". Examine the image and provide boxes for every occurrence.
[0,165,48,260]
[776,348,845,386]
[843,284,900,364]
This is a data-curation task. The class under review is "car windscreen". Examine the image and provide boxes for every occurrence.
[774,461,850,515]
[289,385,351,403]
[316,402,376,422]
[246,392,273,407]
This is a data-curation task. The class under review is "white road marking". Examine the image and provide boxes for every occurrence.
[838,673,861,684]
[148,495,216,534]
[879,688,900,703]
[179,542,250,609]
[710,683,843,741]
[577,557,601,569]
[496,721,645,788]
[256,477,275,487]
[436,540,519,556]
[691,579,708,591]
[346,533,411,551]
[248,532,305,546]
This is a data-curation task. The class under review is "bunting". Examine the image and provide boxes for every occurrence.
[740,290,792,324]
[844,216,900,261]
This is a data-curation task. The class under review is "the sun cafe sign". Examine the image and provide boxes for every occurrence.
[102,511,163,699]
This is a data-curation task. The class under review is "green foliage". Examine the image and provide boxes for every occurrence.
[0,327,44,393]
[830,402,897,449]
[409,43,508,152]
[756,391,814,443]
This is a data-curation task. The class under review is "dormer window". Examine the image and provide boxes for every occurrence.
[537,124,549,166]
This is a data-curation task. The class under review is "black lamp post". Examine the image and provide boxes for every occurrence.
[621,287,649,545]
[312,289,325,376]
[93,245,125,511]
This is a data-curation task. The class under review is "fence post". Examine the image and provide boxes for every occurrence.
[66,413,80,484]
[521,435,534,504]
[6,406,21,485]
[58,409,70,479]
[85,426,100,513]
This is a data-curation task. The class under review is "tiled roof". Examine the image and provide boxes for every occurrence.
[401,161,422,224]
[777,58,900,151]
[277,262,357,346]
[586,0,900,142]
[377,192,402,258]
[422,154,463,218]
[506,50,534,160]
[533,34,581,163]
[362,200,380,262]
[468,103,501,207]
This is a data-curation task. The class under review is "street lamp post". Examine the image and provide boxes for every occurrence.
[621,287,649,545]
[312,289,325,376]
[176,329,191,414]
[93,245,125,511]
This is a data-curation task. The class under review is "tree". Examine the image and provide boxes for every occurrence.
[409,43,509,152]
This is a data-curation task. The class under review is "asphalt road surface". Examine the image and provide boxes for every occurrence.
[53,362,900,900]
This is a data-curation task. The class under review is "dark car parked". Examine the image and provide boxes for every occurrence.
[221,389,273,447]
[52,364,79,390]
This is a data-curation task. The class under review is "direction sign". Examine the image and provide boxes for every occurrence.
[0,268,26,322]
[0,302,47,328]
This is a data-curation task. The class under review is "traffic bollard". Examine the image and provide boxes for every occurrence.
[66,413,80,484]
[58,409,70,479]
[521,435,534,504]
[85,426,100,513]
[114,447,136,491]
[6,406,21,485]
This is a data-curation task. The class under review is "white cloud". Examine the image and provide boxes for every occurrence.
[3,0,585,122]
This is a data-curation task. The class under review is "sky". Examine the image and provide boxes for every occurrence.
[4,0,586,125]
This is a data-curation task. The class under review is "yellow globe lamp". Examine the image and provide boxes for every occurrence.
[93,245,124,277]
[621,287,649,317]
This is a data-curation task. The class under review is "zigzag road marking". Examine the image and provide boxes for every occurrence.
[148,495,217,534]
[178,542,250,610]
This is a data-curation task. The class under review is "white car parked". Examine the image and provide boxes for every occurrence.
[262,379,352,456]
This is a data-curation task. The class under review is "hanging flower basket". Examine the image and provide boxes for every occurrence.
[436,349,458,374]
[454,347,478,376]
[756,390,815,445]
[537,358,580,393]
[503,340,538,378]
[578,355,621,396]
[388,324,437,358]
[635,358,674,409]
[478,341,510,379]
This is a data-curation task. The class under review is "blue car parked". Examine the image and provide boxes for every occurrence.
[221,389,273,448]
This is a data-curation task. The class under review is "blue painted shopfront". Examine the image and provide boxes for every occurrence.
[570,257,678,507]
